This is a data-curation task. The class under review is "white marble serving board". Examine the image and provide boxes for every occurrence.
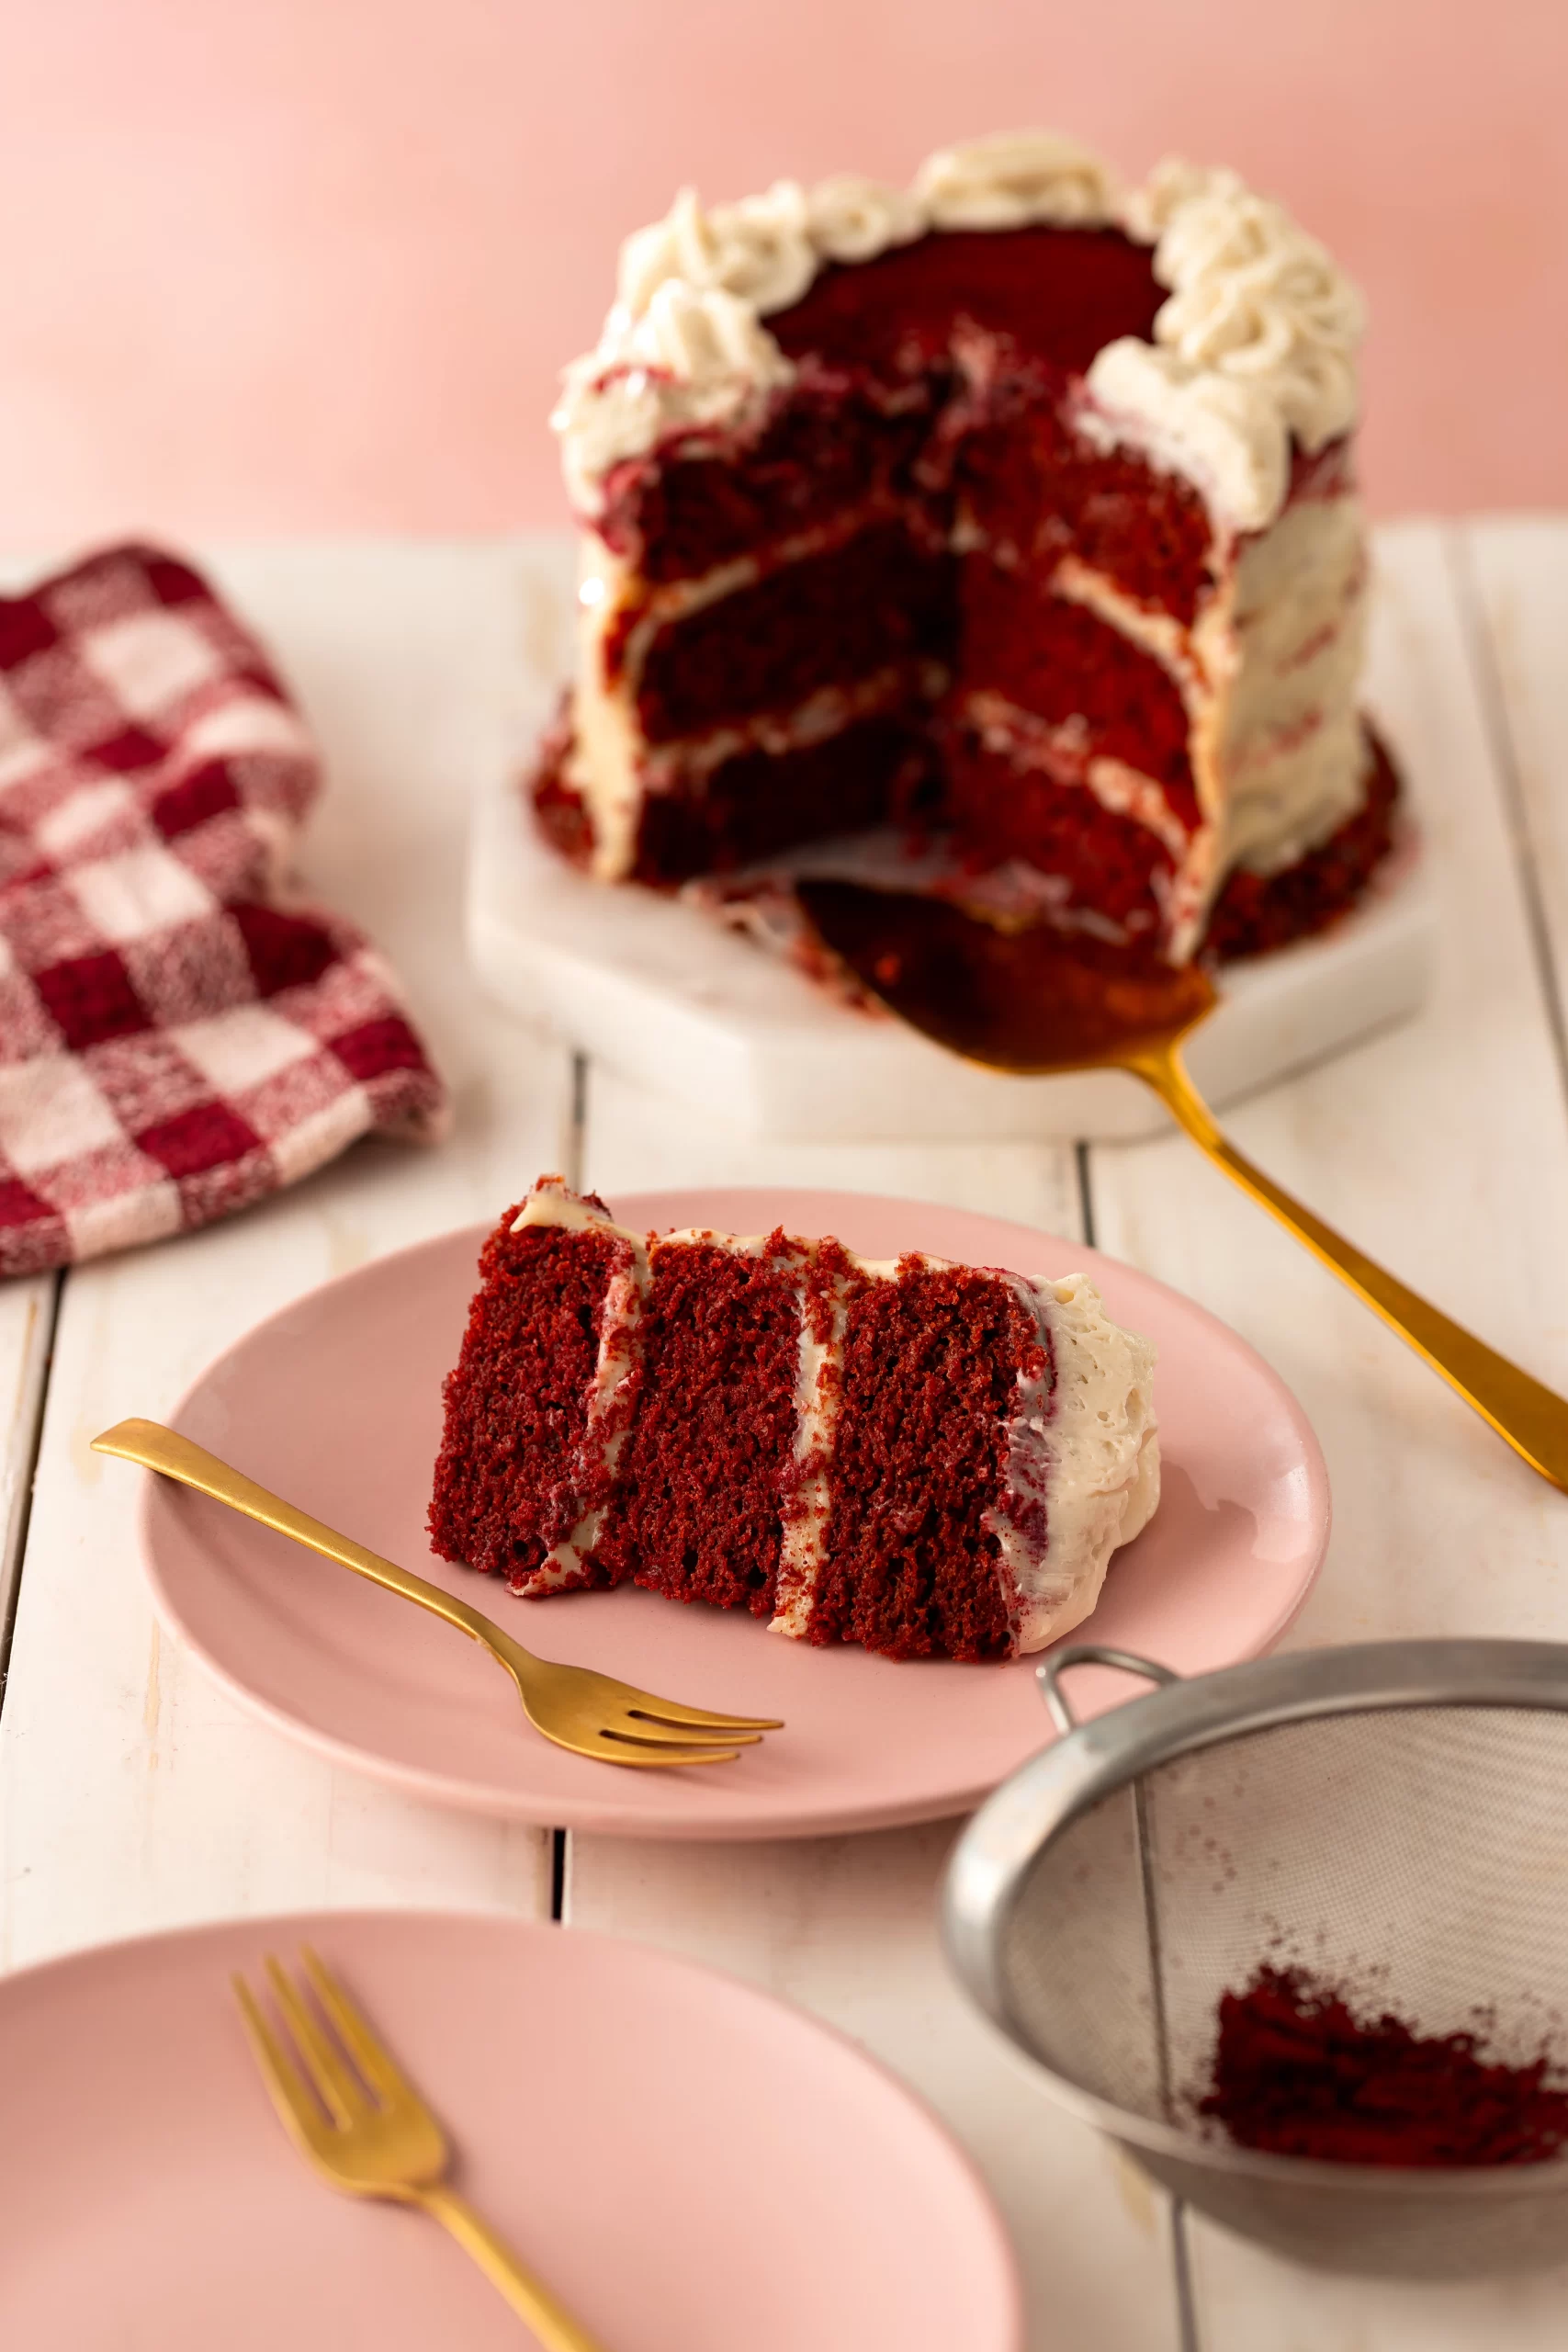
[468,753,1437,1142]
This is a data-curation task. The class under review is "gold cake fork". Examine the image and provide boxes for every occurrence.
[235,1946,605,2348]
[95,1419,782,1766]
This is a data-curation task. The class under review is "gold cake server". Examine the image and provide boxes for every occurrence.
[797,878,1568,1494]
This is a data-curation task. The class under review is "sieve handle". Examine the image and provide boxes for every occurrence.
[1038,1645,1179,1735]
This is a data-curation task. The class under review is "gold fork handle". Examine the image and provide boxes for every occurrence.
[419,2187,608,2350]
[92,1418,502,1649]
[1135,1048,1568,1491]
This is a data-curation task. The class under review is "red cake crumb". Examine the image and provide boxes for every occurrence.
[531,733,596,869]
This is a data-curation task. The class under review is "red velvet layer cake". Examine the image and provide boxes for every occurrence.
[537,134,1393,967]
[428,1176,1159,1663]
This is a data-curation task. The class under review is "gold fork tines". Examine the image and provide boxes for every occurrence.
[94,1419,783,1769]
[235,1948,607,2350]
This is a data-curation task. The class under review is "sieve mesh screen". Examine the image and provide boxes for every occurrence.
[999,1705,1568,2132]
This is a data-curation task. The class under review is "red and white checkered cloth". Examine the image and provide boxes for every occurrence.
[0,543,446,1275]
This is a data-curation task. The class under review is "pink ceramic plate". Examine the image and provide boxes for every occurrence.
[140,1188,1329,1838]
[0,1909,1021,2349]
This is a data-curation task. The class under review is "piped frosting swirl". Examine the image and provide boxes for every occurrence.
[914,129,1121,229]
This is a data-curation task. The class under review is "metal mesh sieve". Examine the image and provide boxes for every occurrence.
[943,1641,1568,2278]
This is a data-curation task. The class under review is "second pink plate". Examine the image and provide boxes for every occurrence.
[140,1187,1330,1838]
[0,1909,1020,2349]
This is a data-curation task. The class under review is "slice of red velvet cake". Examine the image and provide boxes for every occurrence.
[428,1176,1159,1663]
[536,132,1395,969]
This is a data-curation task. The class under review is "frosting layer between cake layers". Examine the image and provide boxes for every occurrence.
[536,130,1388,967]
[429,1176,1159,1662]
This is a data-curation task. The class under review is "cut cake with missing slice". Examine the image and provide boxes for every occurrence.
[428,1175,1159,1662]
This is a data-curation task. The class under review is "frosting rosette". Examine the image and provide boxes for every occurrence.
[807,174,928,263]
[1152,187,1363,451]
[915,129,1120,229]
[550,282,795,513]
[615,181,818,320]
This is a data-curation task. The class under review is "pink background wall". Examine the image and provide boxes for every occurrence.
[1,0,1563,548]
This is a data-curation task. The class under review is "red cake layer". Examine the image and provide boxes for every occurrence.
[954,558,1200,812]
[799,1251,1041,1662]
[598,379,934,582]
[592,1234,805,1615]
[952,397,1218,626]
[941,734,1175,933]
[639,714,936,881]
[534,708,936,885]
[632,523,955,741]
[427,1201,626,1589]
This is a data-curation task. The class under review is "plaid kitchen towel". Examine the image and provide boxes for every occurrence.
[0,543,446,1275]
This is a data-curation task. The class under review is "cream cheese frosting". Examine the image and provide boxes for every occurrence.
[913,130,1121,230]
[994,1271,1159,1648]
[508,1178,1158,1653]
[553,131,1363,535]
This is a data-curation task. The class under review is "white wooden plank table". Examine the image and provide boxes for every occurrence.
[3,523,1567,2351]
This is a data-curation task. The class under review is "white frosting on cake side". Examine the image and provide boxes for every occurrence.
[502,1181,1159,1655]
[553,133,1363,535]
[989,1272,1159,1652]
[1222,492,1371,873]
[773,1259,852,1638]
[565,536,652,883]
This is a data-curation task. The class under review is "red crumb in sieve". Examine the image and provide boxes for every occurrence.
[1201,1964,1568,2167]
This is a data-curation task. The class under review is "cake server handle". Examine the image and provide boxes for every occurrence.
[1131,1043,1568,1493]
[92,1418,501,1649]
